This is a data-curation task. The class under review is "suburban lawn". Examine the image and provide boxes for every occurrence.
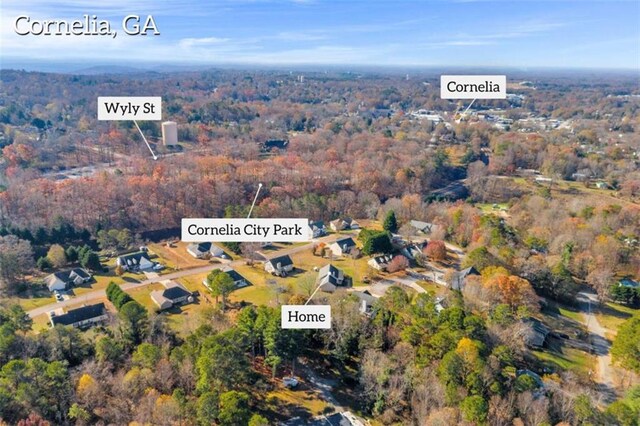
[163,300,212,337]
[9,290,55,311]
[127,283,165,311]
[535,302,595,376]
[415,279,448,297]
[532,345,595,376]
[31,313,52,333]
[73,265,141,297]
[147,241,209,270]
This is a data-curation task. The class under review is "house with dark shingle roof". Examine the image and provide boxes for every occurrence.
[367,254,394,271]
[329,217,359,232]
[409,220,438,235]
[151,281,194,311]
[45,268,92,292]
[116,251,155,272]
[317,264,346,293]
[352,290,378,317]
[265,255,294,276]
[449,266,480,291]
[49,303,108,329]
[203,268,250,289]
[309,220,327,238]
[186,242,228,259]
[329,237,356,257]
[523,318,550,348]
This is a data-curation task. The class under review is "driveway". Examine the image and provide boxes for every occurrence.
[577,291,616,401]
[382,276,427,294]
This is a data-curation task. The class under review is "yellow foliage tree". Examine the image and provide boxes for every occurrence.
[76,373,97,395]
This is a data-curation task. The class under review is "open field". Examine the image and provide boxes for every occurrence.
[506,175,637,207]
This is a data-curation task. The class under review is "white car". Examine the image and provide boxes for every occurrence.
[283,377,299,388]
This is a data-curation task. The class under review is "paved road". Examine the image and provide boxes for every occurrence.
[28,234,344,318]
[577,291,616,401]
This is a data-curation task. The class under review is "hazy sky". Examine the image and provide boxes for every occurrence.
[2,0,639,69]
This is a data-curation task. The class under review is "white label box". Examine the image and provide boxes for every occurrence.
[441,75,506,99]
[282,305,331,329]
[181,218,311,242]
[97,96,162,120]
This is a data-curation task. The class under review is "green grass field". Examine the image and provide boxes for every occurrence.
[595,302,638,336]
[127,283,165,311]
[533,346,595,376]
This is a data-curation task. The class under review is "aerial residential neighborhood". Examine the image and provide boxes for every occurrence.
[0,0,639,424]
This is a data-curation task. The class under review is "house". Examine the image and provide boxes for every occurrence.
[309,220,327,238]
[203,268,250,289]
[401,242,427,260]
[329,217,359,232]
[352,290,377,317]
[317,264,346,293]
[187,242,211,258]
[186,242,228,259]
[48,303,108,329]
[524,318,550,348]
[367,254,394,271]
[410,220,437,235]
[329,237,356,257]
[151,281,194,311]
[449,266,480,291]
[264,255,294,276]
[116,251,155,272]
[261,139,289,152]
[44,268,92,292]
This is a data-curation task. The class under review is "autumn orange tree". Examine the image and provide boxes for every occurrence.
[482,267,538,312]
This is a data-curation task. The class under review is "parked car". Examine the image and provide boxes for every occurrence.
[283,377,299,388]
[54,292,64,302]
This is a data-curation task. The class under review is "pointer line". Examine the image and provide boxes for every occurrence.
[133,120,158,160]
[247,183,263,218]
